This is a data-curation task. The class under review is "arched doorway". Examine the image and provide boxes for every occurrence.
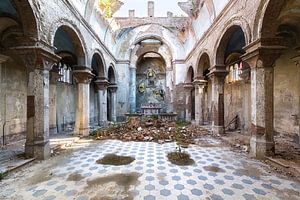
[136,52,167,114]
[214,25,247,134]
[90,53,105,126]
[197,53,212,125]
[185,66,195,122]
[0,0,31,146]
[51,25,86,134]
[107,66,117,122]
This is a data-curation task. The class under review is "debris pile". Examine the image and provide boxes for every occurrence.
[93,117,210,144]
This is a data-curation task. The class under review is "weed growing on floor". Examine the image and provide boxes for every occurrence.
[0,172,7,181]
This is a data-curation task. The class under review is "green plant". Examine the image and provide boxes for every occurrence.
[0,172,7,181]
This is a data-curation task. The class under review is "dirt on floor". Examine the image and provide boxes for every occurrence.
[220,130,300,181]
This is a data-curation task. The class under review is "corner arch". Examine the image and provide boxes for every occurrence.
[48,19,87,65]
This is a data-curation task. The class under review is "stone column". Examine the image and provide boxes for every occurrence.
[129,67,137,113]
[95,77,109,126]
[209,67,227,135]
[239,66,251,133]
[13,46,60,160]
[73,66,94,137]
[184,83,194,122]
[193,78,207,125]
[49,68,61,135]
[242,39,285,158]
[108,84,118,122]
[291,47,300,145]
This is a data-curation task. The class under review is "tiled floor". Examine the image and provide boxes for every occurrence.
[0,139,299,200]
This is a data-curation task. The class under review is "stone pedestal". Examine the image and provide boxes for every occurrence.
[129,67,136,113]
[73,66,94,137]
[242,39,285,158]
[49,68,61,135]
[209,67,227,135]
[95,77,109,126]
[108,84,118,122]
[184,83,194,122]
[194,79,207,125]
[13,46,60,160]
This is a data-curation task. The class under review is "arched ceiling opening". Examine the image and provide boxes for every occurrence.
[108,66,116,84]
[216,25,246,65]
[54,25,86,66]
[91,53,105,77]
[186,66,195,83]
[197,52,211,78]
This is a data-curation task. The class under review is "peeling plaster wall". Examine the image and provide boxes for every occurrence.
[56,83,77,133]
[274,49,299,136]
[89,84,99,125]
[0,59,27,145]
[224,82,243,129]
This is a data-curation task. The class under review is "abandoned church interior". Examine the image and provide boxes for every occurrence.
[0,0,300,199]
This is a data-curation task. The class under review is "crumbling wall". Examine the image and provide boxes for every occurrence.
[0,58,27,145]
[274,49,299,136]
[89,84,99,126]
[56,83,77,133]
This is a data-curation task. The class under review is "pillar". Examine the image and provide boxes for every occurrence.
[184,83,194,122]
[242,39,284,158]
[49,68,61,135]
[108,84,118,122]
[13,46,60,160]
[0,55,9,146]
[209,67,227,135]
[73,66,94,137]
[95,77,109,126]
[194,79,207,125]
[129,67,136,113]
[292,47,300,144]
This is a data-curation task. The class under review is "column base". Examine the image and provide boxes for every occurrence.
[212,125,225,135]
[49,125,57,135]
[250,136,275,159]
[78,128,90,137]
[25,141,51,160]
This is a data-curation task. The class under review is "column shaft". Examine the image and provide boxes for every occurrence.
[129,67,136,113]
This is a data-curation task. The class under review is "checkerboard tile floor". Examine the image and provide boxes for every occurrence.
[1,139,299,200]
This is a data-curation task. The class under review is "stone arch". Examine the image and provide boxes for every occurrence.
[49,19,87,65]
[108,64,117,84]
[215,24,247,66]
[91,51,106,77]
[11,0,39,39]
[186,66,195,83]
[196,51,211,77]
[253,0,287,40]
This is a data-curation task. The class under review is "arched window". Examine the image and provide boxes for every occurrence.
[57,61,73,84]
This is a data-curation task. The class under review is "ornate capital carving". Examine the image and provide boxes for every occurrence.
[94,77,110,90]
[73,66,94,84]
[10,44,61,71]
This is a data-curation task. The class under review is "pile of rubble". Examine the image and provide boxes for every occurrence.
[93,117,210,144]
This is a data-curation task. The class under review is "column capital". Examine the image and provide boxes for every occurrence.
[242,38,286,68]
[94,77,110,90]
[0,54,10,64]
[193,78,207,86]
[108,83,118,93]
[73,66,94,84]
[10,45,61,71]
[184,82,194,91]
[208,65,227,82]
